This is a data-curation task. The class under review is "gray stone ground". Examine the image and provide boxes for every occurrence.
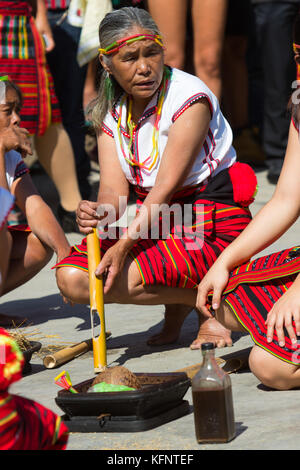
[2,162,300,451]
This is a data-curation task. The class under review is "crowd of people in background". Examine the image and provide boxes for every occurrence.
[1,0,300,451]
[3,0,299,225]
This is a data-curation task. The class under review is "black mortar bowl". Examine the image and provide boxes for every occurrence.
[22,341,42,374]
[55,372,191,419]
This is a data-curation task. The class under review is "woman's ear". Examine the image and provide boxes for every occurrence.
[99,55,111,75]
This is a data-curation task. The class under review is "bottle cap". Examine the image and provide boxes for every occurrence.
[201,342,215,351]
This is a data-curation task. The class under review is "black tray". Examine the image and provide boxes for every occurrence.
[22,341,42,374]
[61,401,190,433]
[55,372,191,419]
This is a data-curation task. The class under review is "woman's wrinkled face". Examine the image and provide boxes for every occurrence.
[101,26,164,107]
[0,87,21,130]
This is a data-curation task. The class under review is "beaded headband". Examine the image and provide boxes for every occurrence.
[99,33,163,56]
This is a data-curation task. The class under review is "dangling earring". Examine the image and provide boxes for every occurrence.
[104,71,115,102]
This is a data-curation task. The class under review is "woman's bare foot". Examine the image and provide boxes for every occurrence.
[190,316,232,349]
[147,304,193,346]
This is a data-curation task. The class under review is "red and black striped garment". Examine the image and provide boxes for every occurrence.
[0,328,69,450]
[53,163,256,289]
[220,247,300,365]
[0,1,61,136]
[0,394,69,450]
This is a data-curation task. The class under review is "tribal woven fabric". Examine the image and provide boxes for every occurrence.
[0,328,68,450]
[0,393,69,449]
[222,247,300,365]
[53,181,252,289]
[0,1,61,135]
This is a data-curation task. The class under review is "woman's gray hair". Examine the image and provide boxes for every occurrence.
[86,7,162,130]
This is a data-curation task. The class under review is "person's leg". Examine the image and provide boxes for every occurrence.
[34,123,82,213]
[146,304,232,347]
[215,300,300,390]
[1,230,53,296]
[46,11,91,200]
[146,304,194,345]
[222,35,249,130]
[56,259,197,306]
[253,3,298,183]
[56,258,231,348]
[249,345,300,391]
[192,0,228,99]
[146,0,188,70]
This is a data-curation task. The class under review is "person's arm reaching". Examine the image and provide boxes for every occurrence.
[11,174,70,264]
[196,121,300,318]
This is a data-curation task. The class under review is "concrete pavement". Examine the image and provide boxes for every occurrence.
[2,164,300,451]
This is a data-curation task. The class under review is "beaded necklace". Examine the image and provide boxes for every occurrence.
[116,66,170,172]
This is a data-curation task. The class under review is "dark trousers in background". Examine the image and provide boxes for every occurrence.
[46,10,91,200]
[249,2,299,163]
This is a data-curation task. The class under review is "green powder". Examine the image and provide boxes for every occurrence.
[89,382,136,393]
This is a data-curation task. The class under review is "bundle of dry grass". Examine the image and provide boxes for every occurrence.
[9,322,71,354]
[10,329,32,352]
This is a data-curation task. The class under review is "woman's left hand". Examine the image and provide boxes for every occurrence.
[265,284,300,347]
[94,242,129,294]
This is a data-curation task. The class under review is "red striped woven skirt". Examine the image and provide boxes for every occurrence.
[221,247,300,365]
[0,393,69,449]
[54,167,254,289]
[0,1,61,136]
[0,327,68,450]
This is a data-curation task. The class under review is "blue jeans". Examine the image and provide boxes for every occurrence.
[46,10,91,199]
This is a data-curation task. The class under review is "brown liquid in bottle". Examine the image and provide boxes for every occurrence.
[192,383,235,443]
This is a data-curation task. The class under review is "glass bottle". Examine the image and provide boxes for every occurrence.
[192,342,235,443]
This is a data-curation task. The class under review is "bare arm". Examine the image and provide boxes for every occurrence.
[209,121,300,272]
[76,130,130,234]
[196,121,300,315]
[11,174,70,262]
[35,0,55,52]
[97,130,130,209]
